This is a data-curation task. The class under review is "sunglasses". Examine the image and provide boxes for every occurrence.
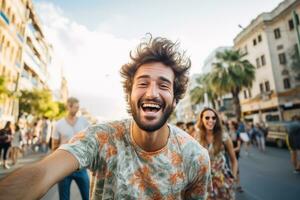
[204,116,216,121]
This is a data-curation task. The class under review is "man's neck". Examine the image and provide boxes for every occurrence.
[131,122,169,152]
[65,114,77,125]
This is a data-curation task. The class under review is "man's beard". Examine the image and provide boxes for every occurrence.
[130,98,174,132]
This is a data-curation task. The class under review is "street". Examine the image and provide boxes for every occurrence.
[236,146,300,200]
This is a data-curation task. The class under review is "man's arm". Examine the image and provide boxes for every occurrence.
[184,150,212,200]
[224,138,238,178]
[0,150,79,200]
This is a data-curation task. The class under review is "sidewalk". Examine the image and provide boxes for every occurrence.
[0,152,48,178]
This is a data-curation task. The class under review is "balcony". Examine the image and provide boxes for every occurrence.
[23,49,46,82]
[17,33,24,43]
[15,61,21,69]
[0,11,10,25]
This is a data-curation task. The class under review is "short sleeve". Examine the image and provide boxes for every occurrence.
[59,125,103,170]
[184,147,212,199]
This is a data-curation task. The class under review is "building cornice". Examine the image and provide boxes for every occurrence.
[234,0,299,46]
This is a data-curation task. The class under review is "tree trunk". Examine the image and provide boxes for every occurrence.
[231,89,241,121]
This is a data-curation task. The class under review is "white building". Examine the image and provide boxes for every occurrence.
[234,0,300,123]
[0,0,52,124]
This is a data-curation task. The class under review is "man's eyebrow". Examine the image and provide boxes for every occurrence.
[135,75,172,85]
[159,76,172,85]
[136,75,150,80]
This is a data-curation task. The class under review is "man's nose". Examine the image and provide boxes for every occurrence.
[145,82,159,98]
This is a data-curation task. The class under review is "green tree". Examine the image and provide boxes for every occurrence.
[19,89,66,120]
[190,73,217,108]
[209,49,255,121]
[0,76,12,101]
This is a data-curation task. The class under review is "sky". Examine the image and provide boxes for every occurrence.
[33,0,283,121]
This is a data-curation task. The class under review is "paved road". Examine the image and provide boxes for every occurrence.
[236,146,300,200]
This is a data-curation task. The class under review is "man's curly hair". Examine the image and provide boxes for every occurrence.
[120,34,191,113]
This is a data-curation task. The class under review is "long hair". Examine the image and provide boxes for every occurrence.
[120,34,191,113]
[196,107,223,156]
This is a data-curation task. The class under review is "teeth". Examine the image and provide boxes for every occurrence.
[142,103,160,109]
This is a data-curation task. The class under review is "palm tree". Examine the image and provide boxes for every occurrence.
[209,49,255,121]
[190,73,217,109]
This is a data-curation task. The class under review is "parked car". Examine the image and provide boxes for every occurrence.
[266,121,290,148]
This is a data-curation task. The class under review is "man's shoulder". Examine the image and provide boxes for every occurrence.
[170,124,205,149]
[87,119,130,136]
[169,124,195,142]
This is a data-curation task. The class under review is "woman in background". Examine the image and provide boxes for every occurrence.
[197,107,238,200]
[11,124,22,165]
[0,121,13,169]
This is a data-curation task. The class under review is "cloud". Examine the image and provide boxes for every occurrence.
[36,2,135,120]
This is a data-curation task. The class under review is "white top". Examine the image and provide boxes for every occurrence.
[52,116,89,145]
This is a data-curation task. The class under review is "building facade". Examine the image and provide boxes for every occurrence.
[0,0,52,124]
[234,0,300,123]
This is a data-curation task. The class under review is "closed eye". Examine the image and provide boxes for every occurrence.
[160,84,170,90]
[137,82,148,87]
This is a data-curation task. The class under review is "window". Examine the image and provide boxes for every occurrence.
[253,39,257,46]
[265,81,270,92]
[248,88,252,98]
[283,78,291,89]
[258,35,262,42]
[256,58,261,68]
[289,19,294,30]
[261,55,266,66]
[278,53,287,65]
[274,28,281,39]
[243,90,248,99]
[259,83,264,92]
[295,13,300,25]
[277,45,284,50]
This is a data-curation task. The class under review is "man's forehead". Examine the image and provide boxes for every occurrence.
[134,62,175,82]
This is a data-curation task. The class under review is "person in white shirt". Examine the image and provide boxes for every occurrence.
[52,97,90,200]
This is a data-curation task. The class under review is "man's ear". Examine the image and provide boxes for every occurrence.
[172,99,177,108]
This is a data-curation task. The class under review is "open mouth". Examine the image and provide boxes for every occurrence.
[141,103,162,113]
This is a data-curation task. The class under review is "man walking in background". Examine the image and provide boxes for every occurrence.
[52,97,90,200]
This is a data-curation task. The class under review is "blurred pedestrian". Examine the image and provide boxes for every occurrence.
[176,121,186,131]
[286,115,300,173]
[0,35,212,200]
[52,97,90,200]
[197,107,238,200]
[186,121,200,141]
[255,123,266,152]
[229,120,243,193]
[11,124,22,165]
[0,121,13,169]
[238,121,250,156]
[40,116,52,153]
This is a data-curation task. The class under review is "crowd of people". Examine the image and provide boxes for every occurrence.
[0,116,53,170]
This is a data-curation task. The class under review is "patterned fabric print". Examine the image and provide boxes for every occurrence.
[60,119,211,200]
[207,132,235,200]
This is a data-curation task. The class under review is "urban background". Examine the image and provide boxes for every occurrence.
[0,0,299,199]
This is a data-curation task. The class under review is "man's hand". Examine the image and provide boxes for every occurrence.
[0,150,79,200]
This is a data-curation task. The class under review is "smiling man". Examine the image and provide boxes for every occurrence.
[0,35,211,200]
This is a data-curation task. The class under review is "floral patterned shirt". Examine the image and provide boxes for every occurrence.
[60,119,211,200]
